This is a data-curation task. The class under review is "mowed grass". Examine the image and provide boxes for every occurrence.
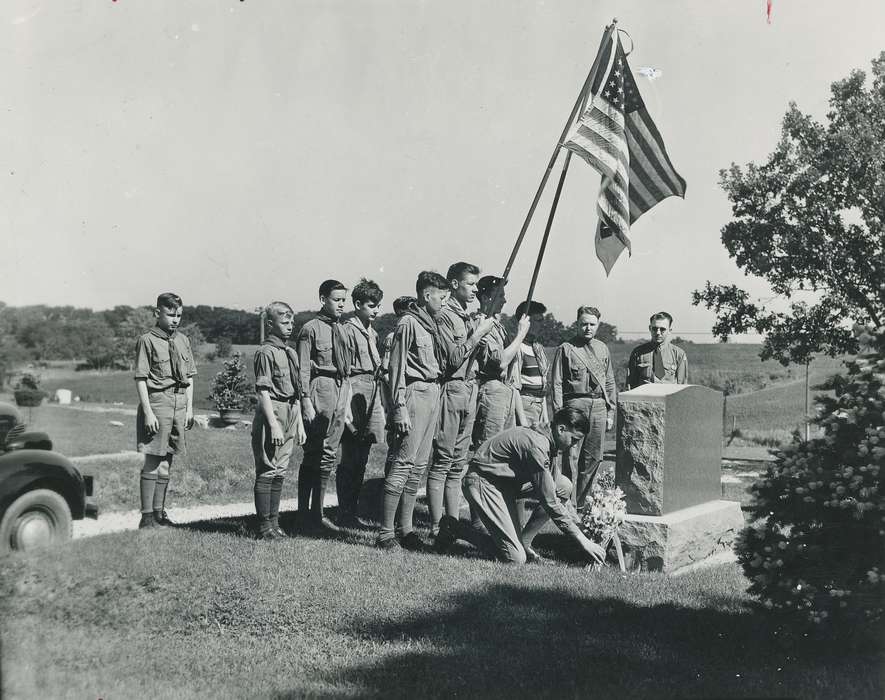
[1,520,880,700]
[16,404,390,513]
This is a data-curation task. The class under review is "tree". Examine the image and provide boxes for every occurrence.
[179,323,206,359]
[113,307,156,369]
[736,325,884,633]
[693,53,885,365]
[501,312,567,346]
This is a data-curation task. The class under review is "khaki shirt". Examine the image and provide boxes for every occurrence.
[469,426,581,539]
[550,338,617,411]
[474,321,510,382]
[253,339,300,402]
[627,341,687,389]
[436,298,483,381]
[134,328,197,391]
[343,317,381,375]
[296,314,343,390]
[389,310,441,421]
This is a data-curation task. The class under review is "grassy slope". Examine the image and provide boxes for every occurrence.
[1,526,880,700]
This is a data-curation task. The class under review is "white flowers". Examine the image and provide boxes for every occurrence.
[579,472,627,544]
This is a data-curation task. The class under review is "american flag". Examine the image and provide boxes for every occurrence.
[564,32,686,274]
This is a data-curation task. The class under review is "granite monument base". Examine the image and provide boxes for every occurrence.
[616,500,744,573]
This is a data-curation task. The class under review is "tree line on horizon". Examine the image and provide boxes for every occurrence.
[0,301,621,382]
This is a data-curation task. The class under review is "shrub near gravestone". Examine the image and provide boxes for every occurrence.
[13,373,46,407]
[208,352,254,422]
[736,325,884,632]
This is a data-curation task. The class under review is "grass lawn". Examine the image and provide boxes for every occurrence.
[1,516,880,699]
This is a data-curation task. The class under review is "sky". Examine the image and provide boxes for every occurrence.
[1,0,883,341]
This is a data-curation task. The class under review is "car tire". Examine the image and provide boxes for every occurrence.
[0,489,73,554]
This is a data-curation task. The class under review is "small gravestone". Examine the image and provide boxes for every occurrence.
[615,384,744,573]
[55,389,72,405]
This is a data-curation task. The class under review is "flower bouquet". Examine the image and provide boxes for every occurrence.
[579,471,627,570]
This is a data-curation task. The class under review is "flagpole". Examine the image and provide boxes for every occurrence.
[496,19,618,293]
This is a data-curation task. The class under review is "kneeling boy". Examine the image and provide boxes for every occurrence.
[252,301,306,539]
[438,407,606,565]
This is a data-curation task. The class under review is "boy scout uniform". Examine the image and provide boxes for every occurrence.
[509,338,550,427]
[627,341,688,389]
[461,426,578,564]
[252,336,301,535]
[337,317,386,522]
[134,327,197,456]
[296,313,352,523]
[378,307,442,543]
[550,338,617,506]
[427,298,485,534]
[472,321,519,447]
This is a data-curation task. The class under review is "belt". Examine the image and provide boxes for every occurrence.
[520,387,546,398]
[149,385,188,395]
[406,376,440,386]
[270,396,300,405]
[313,369,343,380]
[564,392,605,401]
[349,370,374,377]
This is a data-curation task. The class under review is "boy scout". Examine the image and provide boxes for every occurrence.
[627,311,688,389]
[297,279,352,532]
[252,302,306,540]
[337,279,386,528]
[436,407,606,566]
[472,275,530,446]
[550,306,617,507]
[134,293,197,529]
[381,296,416,480]
[509,300,550,427]
[427,262,496,537]
[376,271,449,551]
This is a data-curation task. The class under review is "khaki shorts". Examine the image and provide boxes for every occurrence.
[137,387,187,457]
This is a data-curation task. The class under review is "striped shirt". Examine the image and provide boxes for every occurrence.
[519,343,544,396]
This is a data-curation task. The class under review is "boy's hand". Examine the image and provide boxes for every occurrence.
[606,412,615,431]
[294,415,307,446]
[186,409,195,430]
[144,409,160,435]
[394,413,411,438]
[515,314,531,340]
[579,535,606,565]
[270,419,284,446]
[302,399,316,424]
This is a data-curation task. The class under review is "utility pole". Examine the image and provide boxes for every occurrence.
[804,359,811,442]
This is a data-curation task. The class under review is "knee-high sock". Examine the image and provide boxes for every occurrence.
[254,477,273,532]
[140,473,158,514]
[426,469,446,534]
[152,474,170,512]
[270,476,284,527]
[311,471,330,520]
[297,465,312,516]
[443,470,464,521]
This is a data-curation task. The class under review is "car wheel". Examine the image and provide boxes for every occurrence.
[0,489,73,554]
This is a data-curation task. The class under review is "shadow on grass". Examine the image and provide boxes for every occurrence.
[279,583,880,700]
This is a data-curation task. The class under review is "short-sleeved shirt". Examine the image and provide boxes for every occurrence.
[469,426,581,538]
[436,298,483,382]
[253,338,300,402]
[474,321,510,382]
[134,327,197,391]
[296,314,348,390]
[343,317,381,375]
[627,341,688,389]
[551,338,617,411]
[388,309,441,421]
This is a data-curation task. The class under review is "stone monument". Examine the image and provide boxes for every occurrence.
[615,383,744,572]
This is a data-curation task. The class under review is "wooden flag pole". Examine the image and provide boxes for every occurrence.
[496,19,618,293]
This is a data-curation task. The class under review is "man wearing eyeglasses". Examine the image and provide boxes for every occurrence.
[626,311,688,389]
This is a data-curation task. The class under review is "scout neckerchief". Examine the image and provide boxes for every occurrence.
[570,338,612,409]
[346,316,380,371]
[150,326,187,385]
[265,335,300,396]
[317,312,351,380]
[404,305,445,369]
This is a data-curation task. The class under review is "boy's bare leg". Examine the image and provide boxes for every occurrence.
[139,454,166,528]
[152,455,173,524]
